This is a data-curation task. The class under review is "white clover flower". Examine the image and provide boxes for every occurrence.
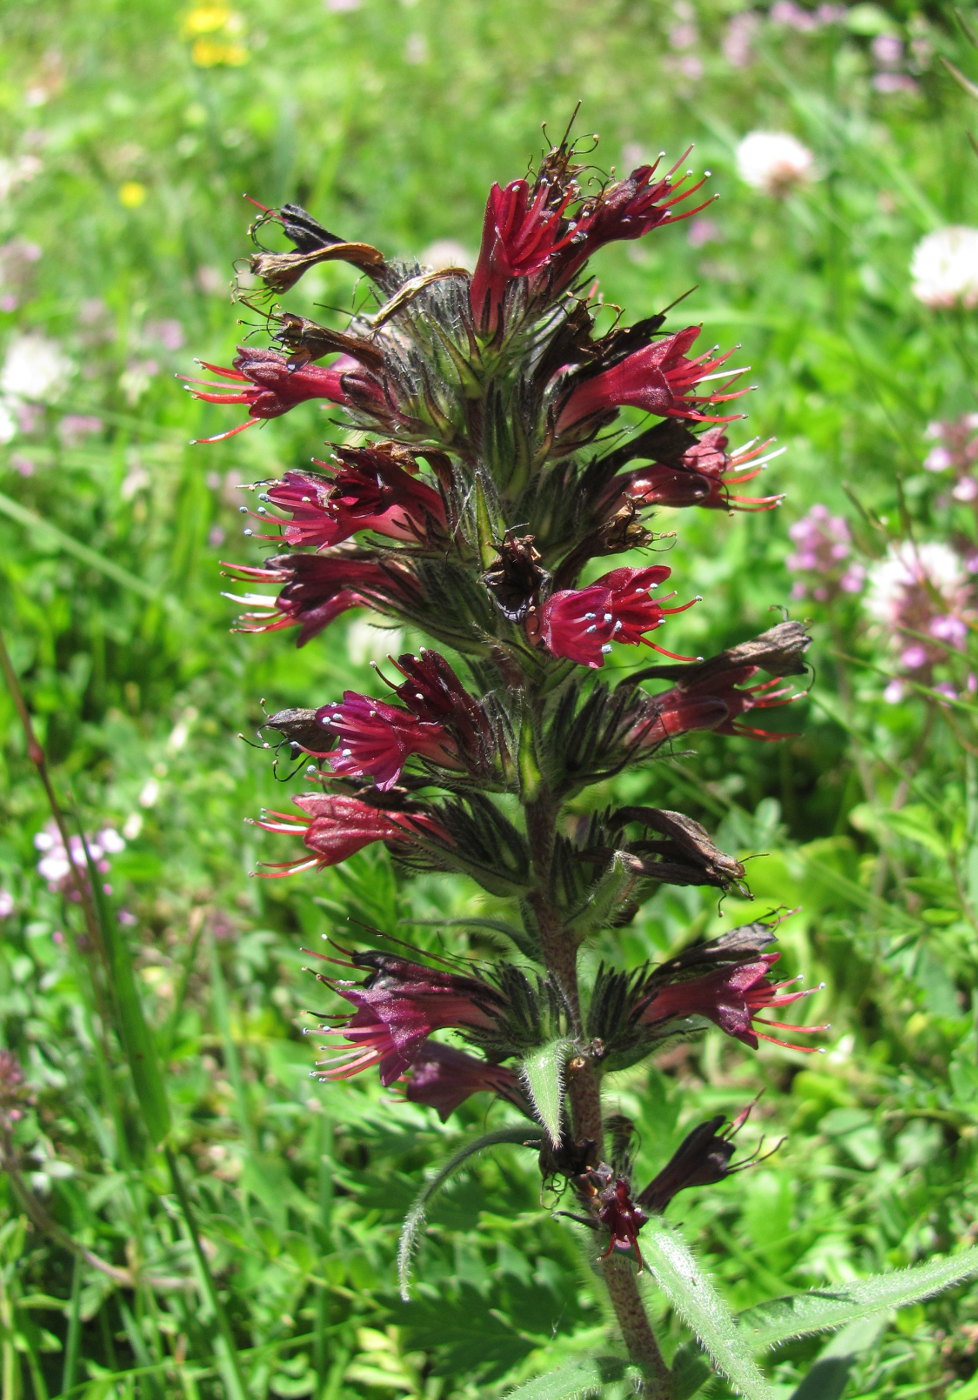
[864,540,968,627]
[420,239,472,272]
[0,332,74,402]
[910,227,978,309]
[0,155,42,202]
[735,131,814,195]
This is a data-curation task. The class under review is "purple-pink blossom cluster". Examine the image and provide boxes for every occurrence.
[787,503,865,603]
[33,821,125,902]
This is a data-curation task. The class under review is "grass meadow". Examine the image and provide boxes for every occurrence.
[1,0,978,1396]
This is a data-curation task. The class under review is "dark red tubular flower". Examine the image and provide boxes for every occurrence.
[596,1174,649,1268]
[311,952,502,1086]
[403,1042,526,1121]
[569,153,712,258]
[470,177,581,334]
[245,447,448,550]
[222,551,424,646]
[636,1107,761,1214]
[323,444,448,542]
[185,346,360,441]
[533,565,698,669]
[636,665,803,744]
[317,691,461,791]
[620,429,784,513]
[555,327,749,440]
[383,650,498,778]
[639,952,826,1052]
[252,792,450,874]
[469,151,712,336]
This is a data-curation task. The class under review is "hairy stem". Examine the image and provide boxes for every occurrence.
[524,776,672,1396]
[602,1255,673,1395]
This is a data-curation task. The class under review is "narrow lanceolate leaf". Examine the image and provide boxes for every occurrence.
[398,1126,533,1301]
[519,1038,575,1149]
[641,1217,777,1400]
[82,832,172,1149]
[503,1354,636,1400]
[738,1244,978,1349]
[785,1318,886,1400]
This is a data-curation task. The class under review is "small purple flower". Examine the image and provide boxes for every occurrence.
[34,822,125,902]
[786,504,866,602]
[864,540,976,699]
[923,415,978,504]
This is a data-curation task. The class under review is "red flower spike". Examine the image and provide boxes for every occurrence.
[533,565,698,669]
[621,431,784,514]
[386,651,495,766]
[243,449,448,551]
[469,151,714,335]
[576,151,712,251]
[251,792,450,875]
[222,552,424,646]
[640,952,827,1052]
[470,178,581,333]
[637,665,803,744]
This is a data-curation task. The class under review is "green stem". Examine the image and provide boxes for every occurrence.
[165,1146,250,1400]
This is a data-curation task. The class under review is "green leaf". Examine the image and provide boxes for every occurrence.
[503,1354,635,1399]
[397,1126,533,1301]
[738,1244,978,1347]
[81,829,171,1149]
[641,1217,777,1400]
[519,1038,575,1148]
[786,1318,886,1400]
[0,488,182,609]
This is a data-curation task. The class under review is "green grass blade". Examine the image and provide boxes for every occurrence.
[0,488,178,608]
[82,833,172,1149]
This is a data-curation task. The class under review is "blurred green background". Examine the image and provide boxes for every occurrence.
[2,1,977,1396]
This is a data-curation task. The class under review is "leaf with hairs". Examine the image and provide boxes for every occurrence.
[503,1354,636,1400]
[642,1217,777,1399]
[737,1244,978,1348]
[519,1039,575,1148]
[398,1126,533,1300]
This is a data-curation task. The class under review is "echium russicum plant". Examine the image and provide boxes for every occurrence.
[189,128,826,1393]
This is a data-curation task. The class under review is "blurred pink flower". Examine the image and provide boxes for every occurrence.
[787,504,865,602]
